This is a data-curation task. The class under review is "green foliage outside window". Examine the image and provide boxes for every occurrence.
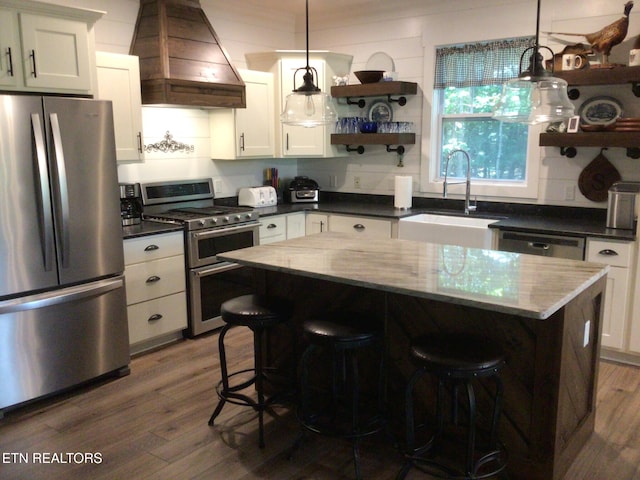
[439,85,529,182]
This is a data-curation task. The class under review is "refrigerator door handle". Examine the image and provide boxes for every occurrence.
[31,113,55,272]
[0,276,124,315]
[49,113,71,268]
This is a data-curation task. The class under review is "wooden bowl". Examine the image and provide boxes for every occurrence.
[354,70,384,84]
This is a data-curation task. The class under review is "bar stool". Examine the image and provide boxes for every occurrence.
[294,314,386,480]
[208,294,294,449]
[397,333,507,480]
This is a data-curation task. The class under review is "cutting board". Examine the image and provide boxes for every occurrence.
[578,149,620,202]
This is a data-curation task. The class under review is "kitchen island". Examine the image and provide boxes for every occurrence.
[219,232,608,480]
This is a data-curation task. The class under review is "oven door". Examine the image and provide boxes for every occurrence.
[187,223,259,268]
[188,261,255,337]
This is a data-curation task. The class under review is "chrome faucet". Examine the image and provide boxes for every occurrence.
[443,149,476,215]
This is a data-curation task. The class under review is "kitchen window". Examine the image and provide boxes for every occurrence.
[428,36,542,200]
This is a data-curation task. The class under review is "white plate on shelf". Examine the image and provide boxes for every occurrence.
[365,52,395,72]
[368,100,393,122]
[579,96,623,126]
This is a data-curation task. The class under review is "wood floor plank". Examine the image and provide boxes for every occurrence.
[2,327,640,480]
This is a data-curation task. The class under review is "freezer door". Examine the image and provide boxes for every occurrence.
[43,97,125,285]
[0,95,59,297]
[0,276,130,411]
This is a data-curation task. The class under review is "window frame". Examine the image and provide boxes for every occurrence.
[422,40,541,201]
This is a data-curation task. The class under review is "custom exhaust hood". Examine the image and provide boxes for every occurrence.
[130,0,245,108]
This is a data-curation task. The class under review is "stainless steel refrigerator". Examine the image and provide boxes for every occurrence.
[0,95,130,414]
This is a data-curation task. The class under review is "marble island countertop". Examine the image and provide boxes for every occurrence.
[219,232,609,320]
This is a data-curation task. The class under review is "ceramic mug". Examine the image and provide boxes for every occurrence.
[629,49,640,66]
[562,54,584,70]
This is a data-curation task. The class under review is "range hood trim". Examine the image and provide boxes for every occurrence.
[130,0,246,109]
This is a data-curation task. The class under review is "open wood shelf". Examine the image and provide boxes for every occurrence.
[540,132,640,148]
[553,65,640,86]
[331,133,415,145]
[330,81,418,98]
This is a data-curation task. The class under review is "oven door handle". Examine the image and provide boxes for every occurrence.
[193,262,242,278]
[190,222,259,241]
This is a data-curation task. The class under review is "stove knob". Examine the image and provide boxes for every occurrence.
[211,218,218,224]
[198,219,206,227]
[245,213,253,220]
[234,215,241,221]
[223,216,230,222]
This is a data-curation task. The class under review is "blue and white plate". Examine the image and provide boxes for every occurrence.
[579,96,623,126]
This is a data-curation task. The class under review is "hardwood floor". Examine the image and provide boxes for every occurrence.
[1,327,640,480]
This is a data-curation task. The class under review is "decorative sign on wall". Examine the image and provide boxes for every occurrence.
[144,131,195,154]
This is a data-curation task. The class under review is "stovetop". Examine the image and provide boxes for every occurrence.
[144,205,258,231]
[140,178,259,231]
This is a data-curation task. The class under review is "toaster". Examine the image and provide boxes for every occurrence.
[286,176,319,203]
[238,186,277,207]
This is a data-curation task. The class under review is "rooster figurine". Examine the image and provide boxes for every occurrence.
[544,1,633,65]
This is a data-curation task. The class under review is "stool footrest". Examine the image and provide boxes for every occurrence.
[215,367,294,409]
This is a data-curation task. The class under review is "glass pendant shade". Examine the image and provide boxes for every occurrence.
[281,90,338,127]
[528,77,575,124]
[492,77,538,123]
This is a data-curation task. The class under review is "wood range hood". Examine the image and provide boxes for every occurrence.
[130,0,245,108]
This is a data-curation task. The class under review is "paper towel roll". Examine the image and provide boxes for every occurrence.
[394,175,412,209]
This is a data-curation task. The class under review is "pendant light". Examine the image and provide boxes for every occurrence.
[280,0,337,128]
[493,0,574,124]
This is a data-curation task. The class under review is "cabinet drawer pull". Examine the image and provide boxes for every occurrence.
[240,133,245,151]
[29,49,37,78]
[598,249,619,256]
[146,275,161,283]
[144,244,159,251]
[6,47,14,76]
[353,223,365,231]
[148,314,163,322]
[267,223,278,229]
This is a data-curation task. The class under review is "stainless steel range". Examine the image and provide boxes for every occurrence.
[141,179,260,337]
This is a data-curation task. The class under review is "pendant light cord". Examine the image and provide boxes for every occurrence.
[305,0,310,70]
[533,0,541,76]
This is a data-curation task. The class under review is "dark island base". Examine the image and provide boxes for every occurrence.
[255,269,605,480]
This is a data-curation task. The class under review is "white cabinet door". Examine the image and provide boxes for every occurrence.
[280,58,325,157]
[259,215,287,244]
[210,69,275,159]
[306,213,329,234]
[286,212,306,239]
[96,52,143,162]
[19,13,91,91]
[586,238,634,351]
[237,70,274,157]
[0,10,19,88]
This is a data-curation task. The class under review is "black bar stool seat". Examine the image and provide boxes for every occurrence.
[208,294,294,449]
[398,333,508,480]
[294,314,386,480]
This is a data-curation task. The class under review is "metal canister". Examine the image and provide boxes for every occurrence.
[606,182,640,230]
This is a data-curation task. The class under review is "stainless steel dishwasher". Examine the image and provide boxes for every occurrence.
[497,230,585,260]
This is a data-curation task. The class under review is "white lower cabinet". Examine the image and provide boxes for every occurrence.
[306,213,329,235]
[124,231,187,354]
[586,238,634,352]
[259,212,306,244]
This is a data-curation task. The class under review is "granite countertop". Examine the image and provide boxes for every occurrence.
[219,232,608,320]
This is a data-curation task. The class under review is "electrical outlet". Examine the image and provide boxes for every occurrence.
[329,175,337,188]
[354,176,361,189]
[213,179,223,194]
[564,185,575,201]
[583,320,591,347]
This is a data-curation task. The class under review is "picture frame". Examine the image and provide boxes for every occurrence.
[567,115,580,133]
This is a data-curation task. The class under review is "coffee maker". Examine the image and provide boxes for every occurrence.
[119,183,143,226]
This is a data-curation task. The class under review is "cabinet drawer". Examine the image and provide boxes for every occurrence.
[586,239,634,268]
[125,255,185,305]
[127,292,187,345]
[124,232,184,264]
[260,215,287,244]
[329,215,391,238]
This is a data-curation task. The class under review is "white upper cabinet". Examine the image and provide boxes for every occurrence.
[246,51,353,158]
[96,52,144,163]
[0,0,100,94]
[210,69,275,159]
